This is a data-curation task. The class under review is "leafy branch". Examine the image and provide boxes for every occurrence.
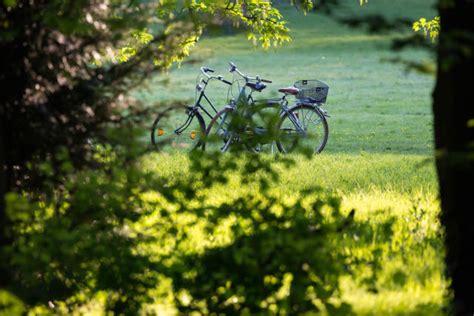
[413,17,441,41]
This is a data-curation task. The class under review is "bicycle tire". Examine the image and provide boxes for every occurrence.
[151,105,206,151]
[276,104,329,154]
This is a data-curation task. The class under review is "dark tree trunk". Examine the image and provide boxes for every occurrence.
[0,119,6,247]
[0,120,9,288]
[0,3,30,288]
[433,1,474,314]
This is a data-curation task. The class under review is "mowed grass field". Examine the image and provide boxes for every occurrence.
[134,0,446,314]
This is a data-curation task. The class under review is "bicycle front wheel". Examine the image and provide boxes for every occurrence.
[151,105,206,152]
[276,104,329,154]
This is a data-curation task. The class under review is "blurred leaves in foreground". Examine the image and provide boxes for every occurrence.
[1,125,398,314]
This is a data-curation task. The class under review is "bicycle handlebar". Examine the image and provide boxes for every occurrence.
[228,62,272,83]
[200,67,214,77]
[200,66,232,85]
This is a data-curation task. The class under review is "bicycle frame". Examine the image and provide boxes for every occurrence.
[193,76,222,121]
[208,62,328,151]
[235,83,308,137]
[172,68,230,136]
[172,107,200,135]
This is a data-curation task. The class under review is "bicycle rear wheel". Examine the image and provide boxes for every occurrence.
[151,105,205,152]
[276,104,329,154]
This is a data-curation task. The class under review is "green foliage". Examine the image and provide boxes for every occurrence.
[2,0,16,7]
[1,132,398,314]
[0,290,25,315]
[107,0,303,65]
[169,185,374,314]
[142,151,444,315]
[413,17,440,41]
[2,148,161,313]
[154,150,400,314]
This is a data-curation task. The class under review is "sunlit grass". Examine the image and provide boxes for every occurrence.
[140,151,444,315]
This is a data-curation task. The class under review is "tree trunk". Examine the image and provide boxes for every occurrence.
[0,4,28,288]
[433,1,474,314]
[0,108,10,288]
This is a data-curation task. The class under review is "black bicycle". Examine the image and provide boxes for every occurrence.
[150,67,231,151]
[205,62,330,154]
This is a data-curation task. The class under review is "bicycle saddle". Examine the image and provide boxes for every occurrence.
[246,82,267,92]
[278,86,300,95]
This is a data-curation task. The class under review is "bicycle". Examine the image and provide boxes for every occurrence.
[205,62,330,154]
[150,67,232,151]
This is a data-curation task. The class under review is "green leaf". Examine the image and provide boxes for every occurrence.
[3,0,17,8]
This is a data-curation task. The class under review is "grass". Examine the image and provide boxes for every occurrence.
[140,152,443,315]
[138,1,436,155]
[133,0,446,314]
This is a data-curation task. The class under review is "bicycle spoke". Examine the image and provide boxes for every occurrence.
[303,109,313,128]
[277,105,328,154]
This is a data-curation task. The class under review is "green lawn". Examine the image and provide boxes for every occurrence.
[134,0,446,314]
[138,0,436,155]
